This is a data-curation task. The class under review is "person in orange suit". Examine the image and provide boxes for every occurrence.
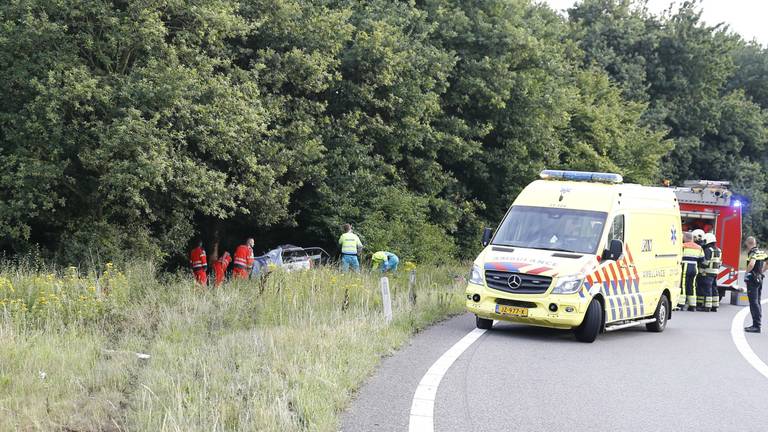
[232,238,255,279]
[213,251,232,287]
[189,240,208,285]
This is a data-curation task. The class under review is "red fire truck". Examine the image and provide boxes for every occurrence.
[673,180,742,298]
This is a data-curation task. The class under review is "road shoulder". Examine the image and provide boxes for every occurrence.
[341,314,476,432]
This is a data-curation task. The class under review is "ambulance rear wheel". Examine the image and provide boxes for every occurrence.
[646,294,669,333]
[476,316,493,330]
[574,299,602,343]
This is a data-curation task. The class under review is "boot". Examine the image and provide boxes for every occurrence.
[688,306,698,312]
[697,307,708,312]
[745,326,761,333]
[710,307,718,312]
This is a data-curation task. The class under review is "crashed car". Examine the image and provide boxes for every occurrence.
[251,245,329,276]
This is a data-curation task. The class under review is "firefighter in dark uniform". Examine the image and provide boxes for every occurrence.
[681,232,704,311]
[692,230,707,311]
[700,233,722,312]
[744,236,767,333]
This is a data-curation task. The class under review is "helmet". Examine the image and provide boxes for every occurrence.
[692,229,705,243]
[704,232,717,245]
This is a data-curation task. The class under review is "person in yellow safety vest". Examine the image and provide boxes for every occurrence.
[680,232,704,311]
[744,236,767,333]
[372,251,399,272]
[700,233,722,312]
[338,223,363,272]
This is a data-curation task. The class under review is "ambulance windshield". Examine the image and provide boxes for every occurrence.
[493,206,608,254]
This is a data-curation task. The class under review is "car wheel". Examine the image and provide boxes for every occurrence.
[476,316,493,330]
[646,294,670,333]
[574,299,602,343]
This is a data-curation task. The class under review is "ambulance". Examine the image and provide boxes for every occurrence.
[466,170,683,342]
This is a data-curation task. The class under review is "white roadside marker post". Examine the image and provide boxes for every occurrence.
[380,276,393,323]
[408,269,417,306]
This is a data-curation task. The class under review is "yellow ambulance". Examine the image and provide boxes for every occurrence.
[465,170,682,342]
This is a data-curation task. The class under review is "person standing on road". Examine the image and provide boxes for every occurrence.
[189,239,208,285]
[339,224,363,272]
[233,238,255,279]
[744,237,767,333]
[700,233,722,312]
[692,229,707,310]
[681,232,704,311]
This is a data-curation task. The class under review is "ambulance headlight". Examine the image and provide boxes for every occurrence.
[551,274,584,294]
[469,265,484,285]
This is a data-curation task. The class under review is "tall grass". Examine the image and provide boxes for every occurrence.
[0,262,465,431]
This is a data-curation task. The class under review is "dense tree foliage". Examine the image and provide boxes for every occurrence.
[1,0,767,264]
[570,0,768,241]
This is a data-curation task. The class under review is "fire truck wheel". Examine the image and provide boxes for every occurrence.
[574,299,602,343]
[646,294,670,333]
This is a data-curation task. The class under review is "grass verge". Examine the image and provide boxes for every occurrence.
[0,262,465,431]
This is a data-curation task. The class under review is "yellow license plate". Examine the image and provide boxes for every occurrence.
[496,305,528,317]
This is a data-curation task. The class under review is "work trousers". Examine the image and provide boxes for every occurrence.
[341,254,360,272]
[711,281,720,310]
[681,262,697,307]
[232,266,249,279]
[193,269,207,285]
[383,255,400,272]
[747,280,763,329]
[701,274,717,309]
[376,255,400,273]
[696,274,708,309]
[213,262,226,286]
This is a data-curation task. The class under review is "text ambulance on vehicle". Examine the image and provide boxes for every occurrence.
[466,170,683,342]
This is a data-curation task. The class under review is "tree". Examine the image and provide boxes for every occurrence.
[0,0,321,261]
[568,0,768,238]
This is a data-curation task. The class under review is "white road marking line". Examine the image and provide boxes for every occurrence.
[408,328,487,432]
[730,298,768,379]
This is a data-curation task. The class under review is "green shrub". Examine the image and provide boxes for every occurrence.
[357,187,457,264]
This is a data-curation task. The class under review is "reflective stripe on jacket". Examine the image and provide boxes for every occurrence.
[217,252,232,268]
[682,241,703,264]
[701,246,722,275]
[190,247,207,270]
[233,245,254,269]
[339,232,362,255]
[747,247,768,280]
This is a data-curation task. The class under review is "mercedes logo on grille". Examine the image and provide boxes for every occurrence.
[507,274,522,289]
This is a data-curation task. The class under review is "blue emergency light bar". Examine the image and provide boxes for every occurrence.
[539,170,623,184]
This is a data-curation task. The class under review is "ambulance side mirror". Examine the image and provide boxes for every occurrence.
[481,228,493,247]
[603,239,624,261]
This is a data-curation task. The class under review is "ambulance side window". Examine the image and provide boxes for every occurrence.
[608,215,624,243]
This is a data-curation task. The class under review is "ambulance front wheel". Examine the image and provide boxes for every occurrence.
[646,294,670,333]
[574,299,602,343]
[476,315,493,330]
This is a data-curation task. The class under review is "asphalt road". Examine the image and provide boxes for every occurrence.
[342,300,768,432]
